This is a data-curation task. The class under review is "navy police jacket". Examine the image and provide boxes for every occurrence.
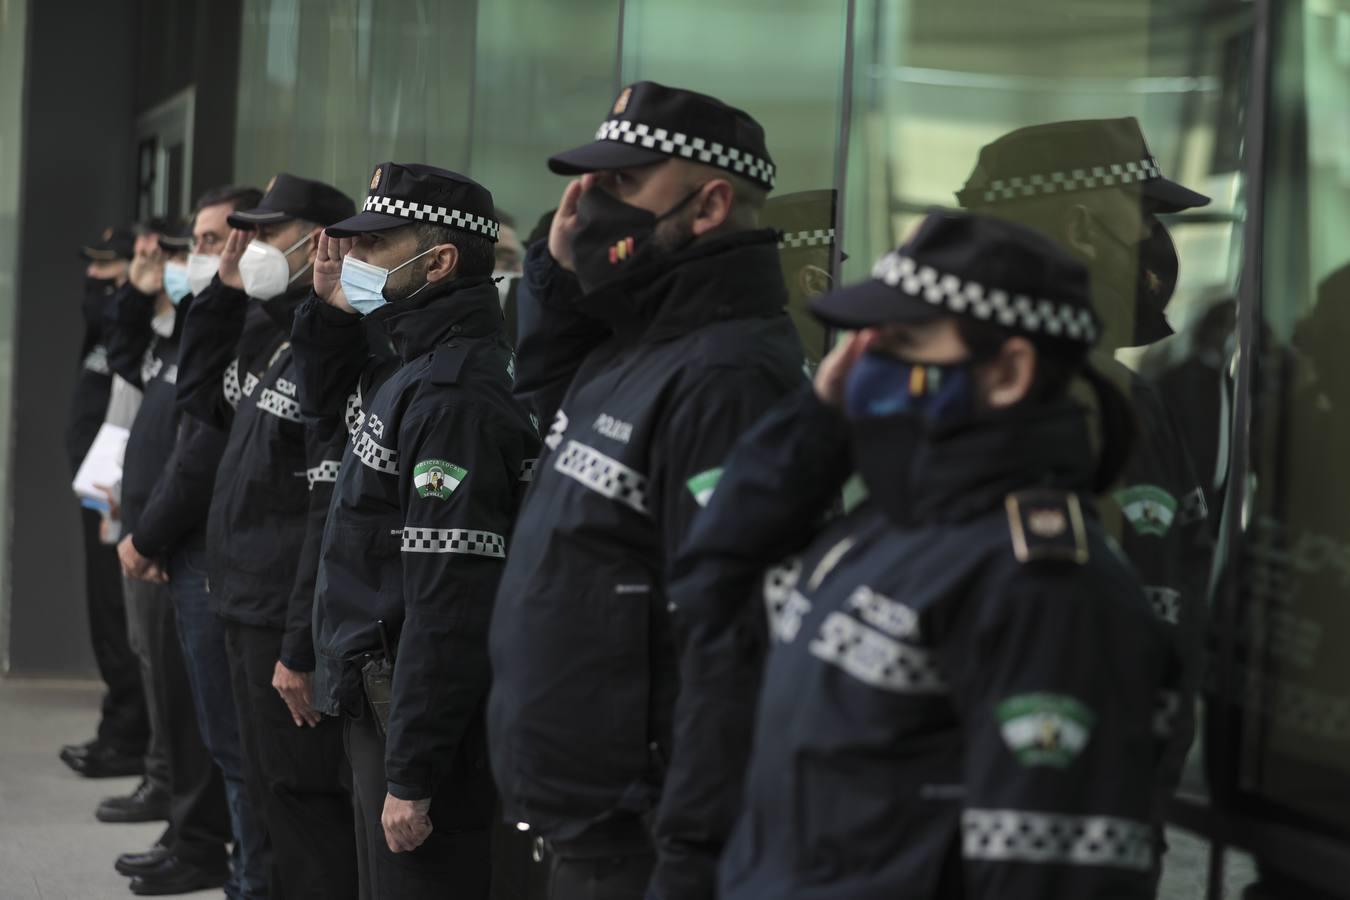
[669,387,1180,900]
[487,231,806,843]
[292,276,537,802]
[176,279,340,669]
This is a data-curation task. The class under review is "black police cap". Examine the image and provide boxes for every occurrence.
[763,189,840,258]
[956,117,1210,214]
[326,163,499,243]
[80,225,135,262]
[227,173,355,229]
[812,209,1100,350]
[549,81,777,192]
[157,219,193,254]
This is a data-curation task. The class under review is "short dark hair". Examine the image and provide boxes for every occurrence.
[193,185,263,215]
[412,223,495,278]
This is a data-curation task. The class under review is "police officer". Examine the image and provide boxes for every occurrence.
[486,82,805,898]
[956,118,1213,790]
[174,174,359,899]
[686,210,1179,899]
[104,221,236,895]
[61,224,151,779]
[292,163,537,898]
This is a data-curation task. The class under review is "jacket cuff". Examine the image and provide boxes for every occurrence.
[524,239,582,311]
[313,293,364,325]
[279,631,316,673]
[386,779,430,802]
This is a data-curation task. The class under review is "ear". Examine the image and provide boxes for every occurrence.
[424,243,461,284]
[691,179,735,236]
[302,228,322,266]
[979,336,1038,409]
[1064,205,1098,261]
[798,264,832,300]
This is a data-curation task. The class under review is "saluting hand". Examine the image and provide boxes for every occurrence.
[382,793,433,853]
[547,177,589,273]
[814,330,873,408]
[218,228,249,291]
[272,661,322,727]
[129,244,165,296]
[314,232,357,314]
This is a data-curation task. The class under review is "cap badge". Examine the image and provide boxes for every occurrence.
[371,167,382,191]
[613,86,633,116]
[608,236,635,265]
[1027,508,1068,538]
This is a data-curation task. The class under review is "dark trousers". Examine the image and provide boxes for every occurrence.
[169,549,268,899]
[124,574,232,872]
[80,506,148,752]
[344,707,492,900]
[547,852,654,900]
[226,621,357,900]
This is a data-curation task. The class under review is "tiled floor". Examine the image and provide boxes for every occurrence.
[0,678,219,900]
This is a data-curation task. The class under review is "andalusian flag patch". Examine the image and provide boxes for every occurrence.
[413,459,467,500]
[1114,484,1178,537]
[997,693,1096,768]
[686,467,724,508]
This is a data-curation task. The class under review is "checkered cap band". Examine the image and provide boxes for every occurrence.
[780,228,835,250]
[363,196,500,240]
[872,253,1098,344]
[963,809,1155,871]
[401,527,506,558]
[594,119,776,189]
[968,157,1162,205]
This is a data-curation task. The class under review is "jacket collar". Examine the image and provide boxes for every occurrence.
[259,283,313,335]
[577,229,789,344]
[370,275,504,362]
[877,400,1099,527]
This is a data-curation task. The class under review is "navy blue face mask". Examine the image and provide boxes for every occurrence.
[843,351,977,426]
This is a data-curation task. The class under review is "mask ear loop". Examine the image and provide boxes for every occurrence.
[392,245,441,301]
[283,231,318,286]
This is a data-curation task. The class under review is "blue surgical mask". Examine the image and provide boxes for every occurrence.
[340,246,437,316]
[844,351,976,425]
[163,261,192,306]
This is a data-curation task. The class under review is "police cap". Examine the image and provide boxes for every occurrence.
[956,117,1210,214]
[326,163,499,243]
[549,81,776,192]
[80,225,135,262]
[227,173,355,229]
[811,209,1101,351]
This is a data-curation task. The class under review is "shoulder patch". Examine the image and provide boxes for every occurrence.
[430,344,470,385]
[413,459,467,500]
[997,693,1096,767]
[1006,490,1089,565]
[1114,484,1178,536]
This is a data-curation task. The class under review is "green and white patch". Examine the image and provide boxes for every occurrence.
[686,467,724,508]
[997,693,1096,768]
[413,459,467,500]
[1114,484,1178,537]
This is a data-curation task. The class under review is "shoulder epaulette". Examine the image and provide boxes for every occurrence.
[1005,489,1090,565]
[429,343,470,385]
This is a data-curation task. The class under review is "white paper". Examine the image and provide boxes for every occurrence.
[72,423,130,510]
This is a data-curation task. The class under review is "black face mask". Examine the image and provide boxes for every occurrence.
[1131,224,1179,346]
[1093,214,1178,347]
[571,185,702,293]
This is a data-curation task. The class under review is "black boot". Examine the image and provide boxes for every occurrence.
[127,855,228,896]
[115,844,171,877]
[68,742,143,778]
[97,779,170,823]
